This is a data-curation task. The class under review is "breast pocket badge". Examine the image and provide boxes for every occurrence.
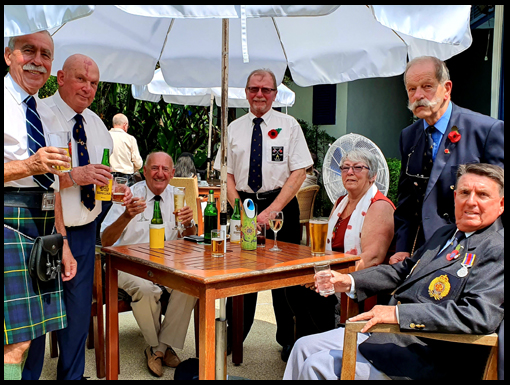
[271,146,284,162]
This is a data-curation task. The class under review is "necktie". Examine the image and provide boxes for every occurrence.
[24,96,54,190]
[437,231,465,260]
[73,114,95,211]
[422,126,436,177]
[248,117,264,193]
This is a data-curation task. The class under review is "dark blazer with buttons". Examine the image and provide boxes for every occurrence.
[394,103,504,253]
[351,218,504,380]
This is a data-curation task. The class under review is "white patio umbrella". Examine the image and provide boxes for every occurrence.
[131,68,295,108]
[4,5,472,88]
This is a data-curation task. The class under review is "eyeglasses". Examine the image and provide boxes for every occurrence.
[246,87,276,95]
[340,165,370,174]
[405,147,429,180]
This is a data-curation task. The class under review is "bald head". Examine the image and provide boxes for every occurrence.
[57,54,100,113]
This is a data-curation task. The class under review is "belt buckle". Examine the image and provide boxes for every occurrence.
[255,192,266,200]
[42,192,55,211]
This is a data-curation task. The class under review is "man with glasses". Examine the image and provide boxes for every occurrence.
[214,68,313,361]
[390,56,504,265]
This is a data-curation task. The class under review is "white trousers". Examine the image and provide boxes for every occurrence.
[283,327,391,380]
[118,271,197,349]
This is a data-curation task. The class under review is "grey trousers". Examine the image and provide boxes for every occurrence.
[283,327,390,380]
[118,271,197,349]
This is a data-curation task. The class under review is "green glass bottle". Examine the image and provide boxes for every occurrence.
[95,148,112,201]
[151,198,163,225]
[203,189,218,244]
[230,198,242,244]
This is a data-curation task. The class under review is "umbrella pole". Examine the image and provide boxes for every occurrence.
[206,93,214,180]
[216,17,229,381]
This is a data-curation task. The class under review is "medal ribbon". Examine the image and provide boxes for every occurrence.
[461,253,476,268]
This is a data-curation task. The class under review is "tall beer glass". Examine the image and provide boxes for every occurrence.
[310,217,328,256]
[173,187,186,232]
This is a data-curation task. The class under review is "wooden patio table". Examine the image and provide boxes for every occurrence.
[102,239,359,380]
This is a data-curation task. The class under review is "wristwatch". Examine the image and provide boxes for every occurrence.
[68,169,78,188]
[183,219,195,229]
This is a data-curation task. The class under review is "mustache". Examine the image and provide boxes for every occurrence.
[23,64,47,73]
[408,97,440,112]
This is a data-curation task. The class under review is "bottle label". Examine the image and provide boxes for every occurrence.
[95,179,112,201]
[230,219,241,243]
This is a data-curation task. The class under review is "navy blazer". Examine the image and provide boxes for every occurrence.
[394,103,504,253]
[352,218,504,380]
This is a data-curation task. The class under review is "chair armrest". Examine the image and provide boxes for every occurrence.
[340,320,498,380]
[345,320,498,346]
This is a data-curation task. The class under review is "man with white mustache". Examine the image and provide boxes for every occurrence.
[389,56,504,265]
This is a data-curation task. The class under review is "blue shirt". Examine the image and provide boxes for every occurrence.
[423,101,452,161]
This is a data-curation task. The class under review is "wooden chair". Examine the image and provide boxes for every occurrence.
[169,176,205,235]
[296,185,320,246]
[341,320,500,380]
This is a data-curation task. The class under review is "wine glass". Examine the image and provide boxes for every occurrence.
[173,187,186,232]
[269,211,284,252]
[137,185,148,222]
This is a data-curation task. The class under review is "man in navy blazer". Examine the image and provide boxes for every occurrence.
[283,163,504,380]
[390,56,504,264]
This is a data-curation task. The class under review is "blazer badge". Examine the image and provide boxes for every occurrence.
[428,274,451,300]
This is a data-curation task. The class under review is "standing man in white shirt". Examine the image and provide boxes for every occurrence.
[4,30,77,381]
[215,69,313,361]
[109,113,143,186]
[101,151,197,377]
[22,54,120,381]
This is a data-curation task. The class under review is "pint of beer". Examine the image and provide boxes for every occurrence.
[211,229,225,257]
[310,217,328,256]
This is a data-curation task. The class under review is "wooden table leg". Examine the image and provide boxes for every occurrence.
[198,289,216,380]
[106,256,119,380]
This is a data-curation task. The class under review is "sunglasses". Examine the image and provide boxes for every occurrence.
[340,165,370,174]
[246,87,276,95]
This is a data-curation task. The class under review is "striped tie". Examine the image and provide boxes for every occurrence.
[24,95,54,190]
[73,114,95,211]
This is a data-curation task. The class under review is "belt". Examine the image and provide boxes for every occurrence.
[4,187,52,209]
[112,172,133,179]
[239,188,282,201]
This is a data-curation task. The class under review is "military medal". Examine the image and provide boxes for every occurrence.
[446,244,464,261]
[428,274,451,300]
[457,253,476,278]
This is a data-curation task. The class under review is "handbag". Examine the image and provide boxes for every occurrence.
[4,224,63,282]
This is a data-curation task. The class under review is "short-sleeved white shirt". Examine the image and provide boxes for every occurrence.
[4,73,64,189]
[214,108,312,193]
[100,181,179,246]
[41,91,114,227]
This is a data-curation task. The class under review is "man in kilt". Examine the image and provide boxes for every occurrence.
[4,31,77,380]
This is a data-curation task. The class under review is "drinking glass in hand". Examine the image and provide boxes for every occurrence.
[112,177,128,204]
[268,211,284,252]
[137,185,148,222]
[173,187,186,232]
[314,263,335,296]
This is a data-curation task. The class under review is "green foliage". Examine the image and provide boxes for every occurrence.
[38,75,58,99]
[298,119,337,217]
[386,157,401,206]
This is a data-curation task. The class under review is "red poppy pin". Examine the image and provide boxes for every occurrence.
[447,126,461,143]
[268,128,282,139]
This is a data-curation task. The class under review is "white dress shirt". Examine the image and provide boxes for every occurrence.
[109,127,143,174]
[4,73,64,189]
[100,181,179,246]
[214,108,313,193]
[41,91,114,227]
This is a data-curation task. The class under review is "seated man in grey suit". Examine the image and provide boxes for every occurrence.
[284,163,504,380]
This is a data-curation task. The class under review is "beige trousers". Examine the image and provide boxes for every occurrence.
[118,271,197,349]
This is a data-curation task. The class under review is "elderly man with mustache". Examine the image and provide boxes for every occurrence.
[389,56,504,265]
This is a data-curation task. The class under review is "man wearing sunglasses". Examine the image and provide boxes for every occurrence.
[390,56,504,265]
[214,69,313,361]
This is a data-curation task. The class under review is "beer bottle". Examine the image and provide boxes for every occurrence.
[203,190,218,244]
[151,198,163,224]
[95,148,112,201]
[230,198,242,244]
